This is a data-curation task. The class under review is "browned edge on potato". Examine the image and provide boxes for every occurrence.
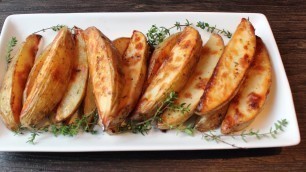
[131,26,202,122]
[83,26,123,132]
[158,34,224,129]
[144,32,181,90]
[107,30,149,133]
[196,18,256,116]
[221,37,272,134]
[23,44,51,103]
[0,34,41,130]
[55,28,88,122]
[20,27,75,127]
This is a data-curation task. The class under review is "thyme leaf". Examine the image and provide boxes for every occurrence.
[33,24,68,34]
[146,19,232,47]
[196,21,232,38]
[202,119,289,148]
[119,91,191,134]
[5,37,18,64]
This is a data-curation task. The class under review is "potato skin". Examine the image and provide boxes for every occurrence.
[55,28,88,122]
[221,37,272,134]
[131,26,202,122]
[195,103,229,132]
[0,34,41,130]
[158,34,224,129]
[83,75,96,116]
[109,31,149,133]
[20,27,75,127]
[23,44,51,102]
[113,37,131,58]
[196,18,256,116]
[83,27,123,131]
[145,32,181,89]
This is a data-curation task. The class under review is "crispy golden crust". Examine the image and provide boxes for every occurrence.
[145,32,181,89]
[20,27,75,127]
[221,37,272,134]
[55,28,88,122]
[0,34,41,130]
[158,34,224,129]
[131,26,202,122]
[196,18,256,116]
[83,27,123,131]
[23,44,51,102]
[106,31,149,133]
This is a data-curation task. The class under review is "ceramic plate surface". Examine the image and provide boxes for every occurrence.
[0,12,300,152]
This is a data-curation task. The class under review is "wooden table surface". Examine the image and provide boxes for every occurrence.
[0,0,305,171]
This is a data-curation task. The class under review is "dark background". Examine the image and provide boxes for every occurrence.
[0,0,305,171]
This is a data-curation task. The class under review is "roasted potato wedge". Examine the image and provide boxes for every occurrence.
[131,26,202,121]
[196,18,256,116]
[83,27,123,132]
[158,34,224,129]
[20,27,75,127]
[23,44,51,102]
[195,103,229,132]
[109,31,149,133]
[113,37,130,57]
[83,75,96,116]
[145,32,181,89]
[221,37,272,134]
[0,34,41,130]
[55,29,88,122]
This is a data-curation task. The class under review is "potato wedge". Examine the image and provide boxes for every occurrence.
[108,31,149,133]
[196,18,256,115]
[113,37,130,58]
[20,27,75,127]
[158,34,224,129]
[131,26,202,121]
[145,32,181,89]
[55,29,88,122]
[195,103,229,132]
[0,34,41,130]
[83,75,96,116]
[23,44,51,102]
[221,37,272,134]
[83,27,123,131]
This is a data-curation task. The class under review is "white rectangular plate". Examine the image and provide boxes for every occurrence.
[0,12,300,152]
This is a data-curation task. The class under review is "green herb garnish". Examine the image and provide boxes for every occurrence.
[147,19,232,47]
[5,37,18,64]
[33,24,67,34]
[202,119,289,149]
[120,91,191,135]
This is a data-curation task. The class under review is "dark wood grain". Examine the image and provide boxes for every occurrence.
[0,0,305,171]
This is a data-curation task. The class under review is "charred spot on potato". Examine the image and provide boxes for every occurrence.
[184,92,192,99]
[135,43,143,50]
[195,78,208,90]
[247,92,262,110]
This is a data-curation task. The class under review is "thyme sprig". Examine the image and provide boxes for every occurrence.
[33,24,67,34]
[120,91,191,135]
[196,21,232,38]
[147,19,192,46]
[26,131,40,145]
[202,119,289,148]
[5,37,18,64]
[51,111,99,137]
[25,111,99,144]
[146,19,232,47]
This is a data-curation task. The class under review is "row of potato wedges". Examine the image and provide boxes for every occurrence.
[0,18,272,135]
